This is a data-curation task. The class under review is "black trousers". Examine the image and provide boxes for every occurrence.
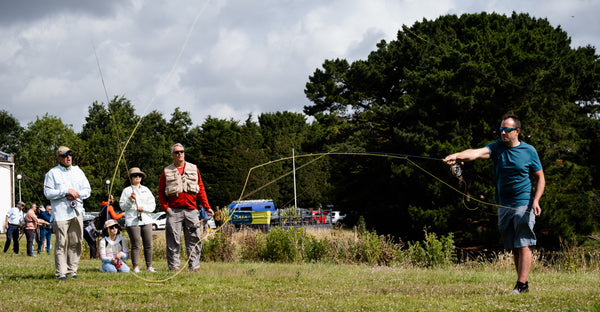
[3,224,20,254]
[25,229,35,256]
[83,229,97,259]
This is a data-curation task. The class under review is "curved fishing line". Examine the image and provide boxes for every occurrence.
[235,151,516,213]
[134,149,518,283]
[108,0,211,198]
[92,39,131,198]
[98,1,212,283]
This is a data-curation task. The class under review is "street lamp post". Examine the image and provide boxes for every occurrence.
[16,174,22,202]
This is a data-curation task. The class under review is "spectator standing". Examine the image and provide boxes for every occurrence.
[99,219,130,273]
[120,167,156,273]
[25,203,48,256]
[443,114,545,294]
[35,205,43,253]
[44,146,91,280]
[3,201,25,254]
[38,205,53,254]
[158,143,213,272]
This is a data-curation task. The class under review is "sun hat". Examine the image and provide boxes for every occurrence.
[128,167,146,179]
[104,219,121,230]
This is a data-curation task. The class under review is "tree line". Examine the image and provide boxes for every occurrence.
[1,12,598,249]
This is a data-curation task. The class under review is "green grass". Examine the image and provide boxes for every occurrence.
[2,238,600,311]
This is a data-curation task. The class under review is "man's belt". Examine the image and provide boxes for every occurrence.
[8,223,19,226]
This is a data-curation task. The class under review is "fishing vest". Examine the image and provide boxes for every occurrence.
[163,162,200,197]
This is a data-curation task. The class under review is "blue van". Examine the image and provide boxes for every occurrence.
[227,199,276,212]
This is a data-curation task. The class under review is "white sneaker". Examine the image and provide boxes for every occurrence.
[133,266,140,273]
[147,267,156,273]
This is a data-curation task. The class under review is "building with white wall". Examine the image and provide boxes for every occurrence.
[0,151,16,233]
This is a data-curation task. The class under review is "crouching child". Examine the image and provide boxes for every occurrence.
[99,219,130,273]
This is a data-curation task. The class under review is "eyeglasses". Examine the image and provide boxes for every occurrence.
[59,152,73,158]
[173,150,185,155]
[131,174,143,178]
[499,127,519,133]
[109,225,119,230]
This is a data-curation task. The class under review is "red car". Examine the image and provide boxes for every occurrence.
[310,210,329,224]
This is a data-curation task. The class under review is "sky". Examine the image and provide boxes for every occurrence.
[1,0,598,132]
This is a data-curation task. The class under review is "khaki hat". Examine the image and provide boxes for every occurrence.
[128,167,146,179]
[104,219,121,230]
[56,146,72,157]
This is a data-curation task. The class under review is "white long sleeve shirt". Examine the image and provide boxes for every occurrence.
[119,184,156,226]
[43,164,91,222]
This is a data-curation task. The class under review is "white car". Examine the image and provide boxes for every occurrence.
[151,212,166,230]
[329,211,346,225]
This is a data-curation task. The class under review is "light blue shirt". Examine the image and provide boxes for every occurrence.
[44,164,91,222]
[6,207,24,225]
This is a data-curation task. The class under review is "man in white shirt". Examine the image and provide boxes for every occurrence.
[3,201,25,254]
[44,146,91,280]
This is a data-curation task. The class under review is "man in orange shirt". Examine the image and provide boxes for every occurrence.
[158,143,213,272]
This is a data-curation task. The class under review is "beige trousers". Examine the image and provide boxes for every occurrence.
[53,214,83,278]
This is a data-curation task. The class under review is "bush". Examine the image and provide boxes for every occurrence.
[404,229,456,267]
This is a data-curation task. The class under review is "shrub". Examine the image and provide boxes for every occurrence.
[404,229,456,267]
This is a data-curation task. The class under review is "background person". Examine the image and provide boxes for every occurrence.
[158,143,214,272]
[99,219,130,273]
[38,205,53,254]
[35,204,43,254]
[44,146,91,280]
[3,201,25,254]
[24,203,48,257]
[443,113,545,294]
[120,167,156,273]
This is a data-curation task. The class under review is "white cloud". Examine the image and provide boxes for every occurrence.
[0,0,597,132]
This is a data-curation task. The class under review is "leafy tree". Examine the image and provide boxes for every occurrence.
[15,114,80,206]
[304,12,600,246]
[0,110,23,154]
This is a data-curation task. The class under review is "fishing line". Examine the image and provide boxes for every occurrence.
[96,0,213,283]
[235,151,518,213]
[92,39,131,199]
[106,0,212,200]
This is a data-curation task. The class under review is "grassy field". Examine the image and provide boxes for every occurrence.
[3,227,600,312]
[2,238,599,312]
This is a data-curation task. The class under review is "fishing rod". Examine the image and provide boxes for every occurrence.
[19,173,84,207]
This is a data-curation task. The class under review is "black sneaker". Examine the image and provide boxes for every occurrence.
[509,281,529,295]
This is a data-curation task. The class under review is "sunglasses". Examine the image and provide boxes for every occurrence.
[59,152,73,158]
[173,150,185,155]
[109,225,119,230]
[131,174,143,178]
[499,127,519,133]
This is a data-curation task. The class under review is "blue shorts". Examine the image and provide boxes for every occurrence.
[497,205,536,250]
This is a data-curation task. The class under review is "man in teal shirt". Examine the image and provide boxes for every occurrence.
[444,114,545,294]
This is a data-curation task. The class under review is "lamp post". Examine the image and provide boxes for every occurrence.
[105,180,110,194]
[16,174,22,202]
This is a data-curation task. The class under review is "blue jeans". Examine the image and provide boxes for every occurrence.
[3,224,20,254]
[101,260,130,273]
[38,227,52,254]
